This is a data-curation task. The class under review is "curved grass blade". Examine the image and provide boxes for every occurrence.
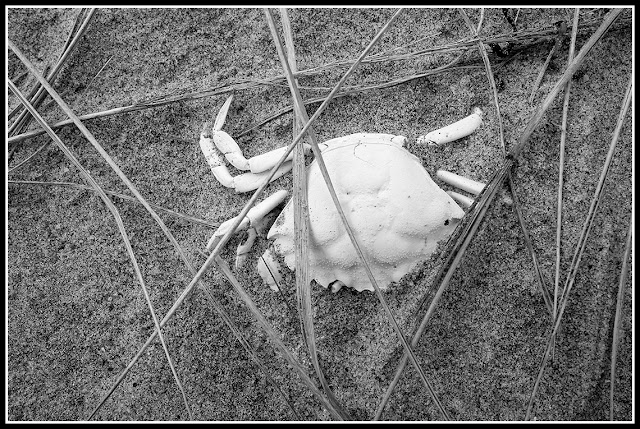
[7,141,51,174]
[7,77,193,420]
[266,7,352,420]
[275,9,451,421]
[525,75,632,420]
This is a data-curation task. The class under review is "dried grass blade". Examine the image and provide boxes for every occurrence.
[528,23,564,105]
[237,52,470,138]
[552,7,580,353]
[87,265,303,421]
[267,7,351,420]
[89,7,412,422]
[525,75,632,420]
[10,15,629,146]
[7,77,193,421]
[609,216,632,421]
[274,5,312,344]
[7,141,51,173]
[459,8,504,153]
[8,179,219,229]
[509,8,623,160]
[8,38,297,420]
[7,38,195,420]
[8,64,51,122]
[214,256,341,419]
[461,8,553,315]
[282,9,450,420]
[375,162,510,420]
[507,177,554,314]
[379,9,623,418]
[9,8,97,136]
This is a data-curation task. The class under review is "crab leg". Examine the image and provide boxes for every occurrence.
[436,169,486,195]
[417,107,483,146]
[438,169,487,209]
[206,189,289,251]
[247,145,311,173]
[446,190,475,208]
[211,95,311,172]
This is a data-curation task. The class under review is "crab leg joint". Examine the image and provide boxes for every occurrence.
[206,189,289,251]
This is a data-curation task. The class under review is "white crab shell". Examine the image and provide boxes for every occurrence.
[267,133,465,292]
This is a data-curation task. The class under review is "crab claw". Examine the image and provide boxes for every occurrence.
[213,95,234,132]
[201,96,308,193]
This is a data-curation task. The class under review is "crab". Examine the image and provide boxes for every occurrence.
[199,95,485,293]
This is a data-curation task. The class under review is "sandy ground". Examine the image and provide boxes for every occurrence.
[7,7,633,421]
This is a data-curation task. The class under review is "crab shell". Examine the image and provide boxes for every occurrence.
[267,133,465,292]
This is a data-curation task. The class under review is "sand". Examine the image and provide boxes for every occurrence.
[7,7,632,421]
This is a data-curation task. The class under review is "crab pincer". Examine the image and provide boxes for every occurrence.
[199,95,311,193]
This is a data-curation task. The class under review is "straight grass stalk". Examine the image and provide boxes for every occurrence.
[376,7,624,420]
[266,8,352,420]
[7,77,193,420]
[525,74,632,420]
[609,216,632,420]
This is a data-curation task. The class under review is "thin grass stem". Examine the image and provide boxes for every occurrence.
[552,7,580,357]
[214,256,341,419]
[509,9,623,160]
[609,215,632,421]
[8,179,219,229]
[8,38,195,420]
[268,7,351,420]
[9,36,299,420]
[376,161,509,420]
[9,8,97,136]
[528,22,565,105]
[9,14,629,146]
[7,77,193,421]
[525,74,632,420]
[377,8,624,420]
[461,7,553,315]
[272,7,451,421]
[7,141,51,174]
